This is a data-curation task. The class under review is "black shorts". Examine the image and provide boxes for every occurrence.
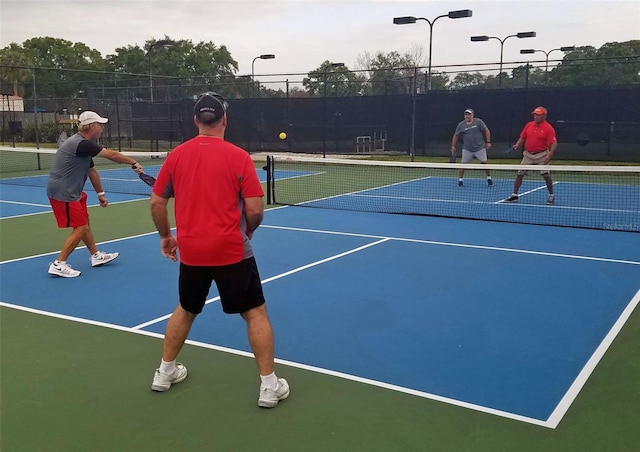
[178,257,265,314]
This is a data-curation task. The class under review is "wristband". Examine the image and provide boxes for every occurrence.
[97,191,106,196]
[131,161,138,168]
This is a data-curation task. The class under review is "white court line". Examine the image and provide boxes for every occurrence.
[546,288,640,428]
[0,197,149,220]
[297,175,432,206]
[0,199,50,207]
[131,238,391,329]
[0,300,551,428]
[2,221,638,428]
[261,224,640,266]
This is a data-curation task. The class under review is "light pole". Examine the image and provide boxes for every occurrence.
[249,54,275,152]
[323,62,344,158]
[393,9,472,91]
[251,54,276,97]
[470,31,536,87]
[147,39,176,102]
[146,39,175,153]
[520,46,575,73]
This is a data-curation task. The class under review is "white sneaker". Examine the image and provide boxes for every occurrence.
[151,363,188,392]
[258,378,290,408]
[48,261,81,278]
[91,251,119,267]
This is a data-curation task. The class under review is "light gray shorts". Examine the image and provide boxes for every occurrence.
[461,148,488,163]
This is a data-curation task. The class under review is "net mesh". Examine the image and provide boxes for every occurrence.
[267,155,640,233]
[0,146,167,196]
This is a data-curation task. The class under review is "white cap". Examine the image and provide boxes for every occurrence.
[78,111,108,126]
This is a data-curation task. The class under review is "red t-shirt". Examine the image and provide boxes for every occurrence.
[152,136,264,266]
[520,120,557,153]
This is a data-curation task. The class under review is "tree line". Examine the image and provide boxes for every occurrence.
[1,36,638,103]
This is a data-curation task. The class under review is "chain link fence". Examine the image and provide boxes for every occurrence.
[1,61,639,161]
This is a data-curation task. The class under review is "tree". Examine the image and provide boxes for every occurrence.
[106,38,239,99]
[21,37,108,99]
[550,41,640,87]
[302,61,363,97]
[0,43,33,96]
[355,50,422,95]
[0,37,107,100]
[449,71,487,90]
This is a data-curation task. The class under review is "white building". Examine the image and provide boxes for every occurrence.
[0,95,24,112]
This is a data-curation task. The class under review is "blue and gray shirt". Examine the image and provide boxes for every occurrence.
[46,133,103,201]
[454,118,488,152]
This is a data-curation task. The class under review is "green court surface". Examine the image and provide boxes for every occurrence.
[2,199,640,451]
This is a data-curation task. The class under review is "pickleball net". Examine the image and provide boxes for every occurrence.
[265,155,640,232]
[0,146,167,196]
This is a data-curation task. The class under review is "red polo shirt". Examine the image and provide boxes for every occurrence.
[520,120,557,153]
[153,136,264,266]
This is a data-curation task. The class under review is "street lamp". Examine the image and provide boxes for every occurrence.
[323,62,344,157]
[393,9,472,90]
[146,39,175,153]
[251,54,276,97]
[470,31,536,87]
[520,46,575,73]
[147,39,176,102]
[249,54,275,152]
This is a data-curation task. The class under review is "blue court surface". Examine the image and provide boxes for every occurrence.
[0,165,274,219]
[1,204,639,429]
[290,174,640,232]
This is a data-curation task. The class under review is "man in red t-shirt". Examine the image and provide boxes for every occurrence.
[149,92,289,408]
[504,106,558,205]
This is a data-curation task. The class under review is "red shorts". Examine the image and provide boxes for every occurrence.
[49,191,89,228]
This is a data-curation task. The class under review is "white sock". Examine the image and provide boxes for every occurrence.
[458,178,463,182]
[159,359,176,375]
[487,176,492,179]
[260,372,278,390]
[55,260,66,266]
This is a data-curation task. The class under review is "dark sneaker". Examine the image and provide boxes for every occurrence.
[458,180,464,187]
[547,194,555,205]
[487,178,493,186]
[505,194,519,202]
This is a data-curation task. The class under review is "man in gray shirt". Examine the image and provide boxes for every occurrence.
[450,108,492,187]
[47,111,142,277]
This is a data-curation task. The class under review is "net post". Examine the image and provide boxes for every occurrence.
[269,155,276,204]
[264,155,273,204]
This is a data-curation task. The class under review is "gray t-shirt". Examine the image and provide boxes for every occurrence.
[454,118,488,152]
[46,133,103,201]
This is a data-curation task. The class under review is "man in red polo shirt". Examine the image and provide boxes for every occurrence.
[504,106,558,205]
[149,92,289,408]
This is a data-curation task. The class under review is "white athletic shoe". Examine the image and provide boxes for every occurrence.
[91,251,119,267]
[258,378,290,408]
[151,363,188,392]
[48,261,81,278]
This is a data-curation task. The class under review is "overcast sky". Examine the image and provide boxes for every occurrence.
[1,0,639,84]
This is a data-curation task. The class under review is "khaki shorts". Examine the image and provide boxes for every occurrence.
[518,150,550,175]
